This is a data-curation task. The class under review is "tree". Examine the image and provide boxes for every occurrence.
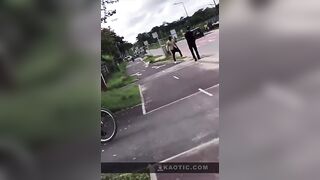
[101,0,119,23]
[135,7,217,45]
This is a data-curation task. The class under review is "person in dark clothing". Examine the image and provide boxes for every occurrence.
[185,26,201,61]
[166,36,183,63]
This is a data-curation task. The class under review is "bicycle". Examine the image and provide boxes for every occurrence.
[101,108,117,143]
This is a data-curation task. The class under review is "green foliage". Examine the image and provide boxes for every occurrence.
[101,28,133,59]
[144,55,186,64]
[101,84,141,112]
[143,55,162,63]
[106,62,136,90]
[102,62,139,112]
[107,71,136,90]
[136,7,218,46]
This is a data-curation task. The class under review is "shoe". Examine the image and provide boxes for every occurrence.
[174,61,177,64]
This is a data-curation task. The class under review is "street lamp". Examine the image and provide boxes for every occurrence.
[173,2,189,17]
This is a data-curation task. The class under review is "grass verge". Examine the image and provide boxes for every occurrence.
[145,55,187,64]
[107,62,137,90]
[101,84,141,112]
[143,55,162,63]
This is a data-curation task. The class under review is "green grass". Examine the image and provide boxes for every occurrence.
[107,63,137,90]
[108,71,136,90]
[102,62,141,112]
[148,43,161,50]
[102,173,150,180]
[101,84,141,112]
[143,55,162,63]
[144,55,187,64]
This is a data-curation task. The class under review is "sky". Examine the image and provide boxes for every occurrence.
[101,0,219,43]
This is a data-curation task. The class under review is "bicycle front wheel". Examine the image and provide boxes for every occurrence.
[101,109,117,143]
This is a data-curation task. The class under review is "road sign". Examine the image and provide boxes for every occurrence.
[170,29,178,39]
[152,32,158,39]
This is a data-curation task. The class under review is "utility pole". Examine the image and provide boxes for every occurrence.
[173,2,189,17]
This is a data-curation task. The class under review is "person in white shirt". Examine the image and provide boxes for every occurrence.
[166,36,183,63]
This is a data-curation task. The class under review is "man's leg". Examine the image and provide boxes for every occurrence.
[171,50,177,62]
[189,45,197,61]
[193,44,201,59]
[177,47,183,57]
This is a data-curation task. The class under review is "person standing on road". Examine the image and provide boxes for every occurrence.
[185,26,201,61]
[166,36,183,63]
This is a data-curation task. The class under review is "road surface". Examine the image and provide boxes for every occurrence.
[101,31,219,172]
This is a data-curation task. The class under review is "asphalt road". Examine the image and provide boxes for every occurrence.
[101,31,219,166]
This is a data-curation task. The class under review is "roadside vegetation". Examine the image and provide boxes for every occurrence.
[107,63,136,90]
[135,6,218,48]
[144,55,186,64]
[101,84,140,112]
[102,62,141,112]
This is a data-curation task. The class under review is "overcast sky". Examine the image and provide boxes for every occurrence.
[101,0,219,43]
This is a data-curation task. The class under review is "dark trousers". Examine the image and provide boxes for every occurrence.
[188,43,201,60]
[171,47,183,62]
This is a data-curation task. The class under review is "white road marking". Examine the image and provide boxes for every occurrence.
[161,138,219,163]
[150,173,158,180]
[139,58,149,67]
[173,76,180,80]
[138,85,147,115]
[130,72,142,77]
[146,84,219,114]
[152,64,166,69]
[199,88,213,96]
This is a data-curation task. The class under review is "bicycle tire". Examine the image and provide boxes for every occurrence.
[101,108,117,143]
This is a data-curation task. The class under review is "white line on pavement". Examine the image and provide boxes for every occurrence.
[138,85,146,115]
[138,58,149,67]
[130,72,142,77]
[199,88,213,96]
[153,65,166,69]
[160,138,219,163]
[150,173,157,180]
[173,76,180,80]
[146,84,219,114]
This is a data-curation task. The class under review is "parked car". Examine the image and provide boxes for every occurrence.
[192,27,205,39]
[212,21,219,29]
[124,56,134,62]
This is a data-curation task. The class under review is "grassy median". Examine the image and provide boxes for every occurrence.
[143,55,162,63]
[107,63,137,90]
[102,62,141,112]
[144,55,186,64]
[102,84,141,112]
